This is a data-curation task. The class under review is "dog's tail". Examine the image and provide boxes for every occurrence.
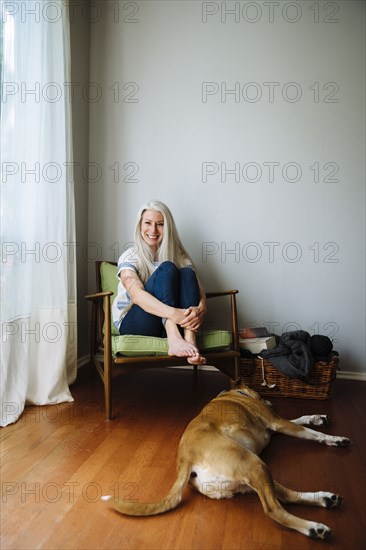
[101,461,191,516]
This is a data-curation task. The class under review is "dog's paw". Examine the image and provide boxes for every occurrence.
[317,492,342,508]
[314,415,329,426]
[337,437,352,447]
[335,437,352,447]
[323,493,343,509]
[326,436,352,447]
[308,523,332,540]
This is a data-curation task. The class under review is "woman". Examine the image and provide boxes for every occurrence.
[112,201,207,365]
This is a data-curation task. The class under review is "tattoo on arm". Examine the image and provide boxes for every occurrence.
[121,272,144,295]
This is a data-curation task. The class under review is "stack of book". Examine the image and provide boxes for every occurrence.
[239,327,276,354]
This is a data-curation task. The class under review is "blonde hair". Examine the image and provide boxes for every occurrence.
[133,201,194,283]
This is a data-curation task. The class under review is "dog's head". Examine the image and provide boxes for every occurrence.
[229,377,271,404]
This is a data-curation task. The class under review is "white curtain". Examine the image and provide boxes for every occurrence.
[1,0,77,426]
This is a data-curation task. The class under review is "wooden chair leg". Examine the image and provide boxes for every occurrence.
[102,318,113,420]
[103,295,113,420]
[89,302,97,379]
[103,351,112,421]
[191,364,200,398]
[234,355,241,381]
[193,364,198,388]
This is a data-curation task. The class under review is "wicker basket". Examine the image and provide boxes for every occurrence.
[240,354,339,399]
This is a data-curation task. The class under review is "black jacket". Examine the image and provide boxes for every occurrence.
[260,330,314,380]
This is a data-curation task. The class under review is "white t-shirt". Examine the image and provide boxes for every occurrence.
[112,247,159,330]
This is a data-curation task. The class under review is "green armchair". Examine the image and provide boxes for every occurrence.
[85,261,240,419]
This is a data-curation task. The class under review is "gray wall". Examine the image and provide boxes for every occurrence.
[74,1,365,375]
[70,0,91,359]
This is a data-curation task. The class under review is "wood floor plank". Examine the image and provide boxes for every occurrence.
[1,368,365,549]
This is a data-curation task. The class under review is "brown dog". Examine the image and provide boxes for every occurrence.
[102,383,351,539]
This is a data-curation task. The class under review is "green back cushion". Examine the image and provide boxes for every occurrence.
[100,261,118,297]
[100,262,119,336]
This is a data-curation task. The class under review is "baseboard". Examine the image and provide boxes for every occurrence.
[76,356,366,382]
[337,370,366,381]
[177,364,366,381]
[77,355,90,369]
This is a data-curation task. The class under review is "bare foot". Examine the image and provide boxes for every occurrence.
[184,331,206,365]
[187,353,207,366]
[168,337,199,359]
[165,321,206,365]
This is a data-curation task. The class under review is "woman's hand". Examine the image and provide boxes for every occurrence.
[179,304,206,332]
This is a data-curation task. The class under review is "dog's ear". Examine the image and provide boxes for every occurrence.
[230,377,243,389]
[230,378,264,401]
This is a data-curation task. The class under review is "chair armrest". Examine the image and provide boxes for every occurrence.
[85,291,113,356]
[205,290,240,358]
[85,290,237,301]
[85,291,113,301]
[206,290,239,299]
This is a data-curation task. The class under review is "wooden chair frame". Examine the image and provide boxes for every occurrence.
[85,261,241,419]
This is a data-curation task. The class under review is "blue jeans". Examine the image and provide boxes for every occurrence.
[119,261,200,337]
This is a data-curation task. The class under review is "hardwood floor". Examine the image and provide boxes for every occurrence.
[1,366,365,549]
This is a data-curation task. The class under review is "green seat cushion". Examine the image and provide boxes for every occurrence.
[112,330,231,357]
